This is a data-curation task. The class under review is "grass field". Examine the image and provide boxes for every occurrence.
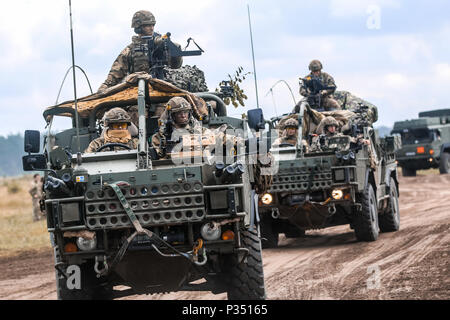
[0,176,51,257]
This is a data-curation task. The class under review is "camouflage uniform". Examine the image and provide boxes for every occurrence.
[151,97,205,157]
[272,118,299,147]
[29,175,43,222]
[98,11,183,93]
[300,60,340,111]
[310,116,340,151]
[85,108,139,153]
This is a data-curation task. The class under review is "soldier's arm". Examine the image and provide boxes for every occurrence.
[322,73,337,96]
[85,139,101,154]
[98,47,131,93]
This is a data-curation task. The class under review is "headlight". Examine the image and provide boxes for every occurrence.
[76,237,97,251]
[331,189,344,200]
[261,193,273,205]
[201,223,222,241]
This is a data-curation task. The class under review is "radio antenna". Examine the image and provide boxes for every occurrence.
[265,80,298,106]
[68,0,81,153]
[247,4,260,109]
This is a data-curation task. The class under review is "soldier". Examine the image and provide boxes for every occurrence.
[85,108,138,153]
[151,97,204,157]
[272,118,299,147]
[29,174,44,222]
[300,60,341,111]
[98,10,183,93]
[310,116,340,151]
[317,116,340,137]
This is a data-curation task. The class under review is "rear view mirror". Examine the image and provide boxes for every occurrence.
[24,130,40,153]
[22,154,47,171]
[247,109,265,132]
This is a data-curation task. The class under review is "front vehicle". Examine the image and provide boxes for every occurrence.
[22,78,267,300]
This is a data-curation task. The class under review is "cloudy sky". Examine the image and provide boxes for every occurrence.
[1,0,449,136]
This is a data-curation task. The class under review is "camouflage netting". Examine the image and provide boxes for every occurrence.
[163,65,209,93]
[284,91,379,137]
[334,90,378,123]
[44,72,209,120]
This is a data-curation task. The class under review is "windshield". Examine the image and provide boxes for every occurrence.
[396,128,434,145]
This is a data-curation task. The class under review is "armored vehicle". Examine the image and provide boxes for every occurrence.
[392,109,450,176]
[258,98,401,247]
[22,77,267,300]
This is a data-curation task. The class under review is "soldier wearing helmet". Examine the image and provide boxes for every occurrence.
[299,60,341,111]
[272,118,299,147]
[151,97,203,156]
[309,116,341,151]
[97,10,183,93]
[317,116,340,137]
[85,108,139,153]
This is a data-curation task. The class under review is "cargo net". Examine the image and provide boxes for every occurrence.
[277,91,378,147]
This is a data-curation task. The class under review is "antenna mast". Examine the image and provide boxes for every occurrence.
[69,0,81,152]
[247,4,260,109]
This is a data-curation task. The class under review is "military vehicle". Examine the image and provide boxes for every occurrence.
[391,109,450,176]
[22,77,268,300]
[258,97,401,247]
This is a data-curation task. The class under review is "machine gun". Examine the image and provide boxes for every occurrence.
[139,33,204,79]
[300,75,336,110]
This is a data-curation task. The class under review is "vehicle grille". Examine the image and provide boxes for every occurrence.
[84,181,205,229]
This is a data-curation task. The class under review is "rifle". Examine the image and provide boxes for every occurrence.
[139,33,204,79]
[300,75,336,110]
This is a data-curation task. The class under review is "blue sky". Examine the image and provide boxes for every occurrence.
[1,0,449,136]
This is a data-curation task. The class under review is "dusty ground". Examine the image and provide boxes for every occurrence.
[0,174,449,300]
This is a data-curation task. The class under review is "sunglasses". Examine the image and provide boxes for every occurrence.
[111,123,128,130]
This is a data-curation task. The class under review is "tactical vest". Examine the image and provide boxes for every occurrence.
[129,33,161,74]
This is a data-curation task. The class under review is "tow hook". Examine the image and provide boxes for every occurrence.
[271,207,280,219]
[328,204,337,215]
[192,239,208,266]
[94,255,109,278]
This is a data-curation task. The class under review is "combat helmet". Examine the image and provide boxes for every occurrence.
[309,60,323,72]
[103,108,132,127]
[283,118,299,129]
[131,10,156,29]
[167,97,192,114]
[321,116,339,131]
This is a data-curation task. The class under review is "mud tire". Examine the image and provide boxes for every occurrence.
[439,152,450,174]
[354,183,379,242]
[379,178,400,232]
[224,229,266,300]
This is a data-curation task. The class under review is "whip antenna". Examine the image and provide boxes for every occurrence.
[69,0,81,153]
[247,4,260,109]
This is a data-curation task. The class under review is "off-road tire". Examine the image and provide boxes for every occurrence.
[260,215,279,248]
[354,183,379,242]
[224,229,266,300]
[439,152,450,174]
[379,178,400,232]
[56,261,112,300]
[402,166,416,177]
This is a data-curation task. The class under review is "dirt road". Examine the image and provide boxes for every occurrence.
[1,174,449,300]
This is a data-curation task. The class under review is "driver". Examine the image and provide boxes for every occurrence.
[85,108,138,153]
[272,118,299,147]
